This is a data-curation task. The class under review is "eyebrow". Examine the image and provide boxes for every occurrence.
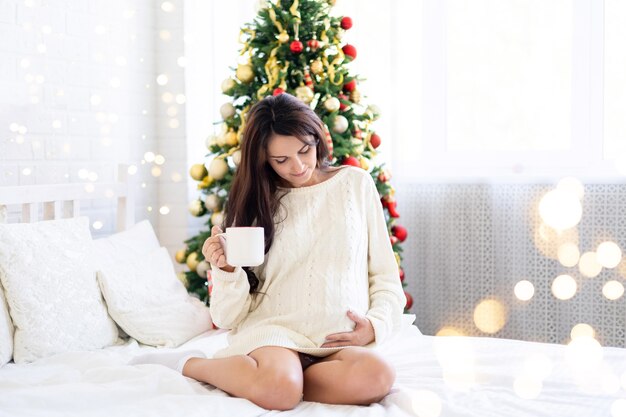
[268,143,310,159]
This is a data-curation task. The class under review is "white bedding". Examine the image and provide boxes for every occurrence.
[0,320,622,417]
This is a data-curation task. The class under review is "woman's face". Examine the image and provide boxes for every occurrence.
[267,134,318,188]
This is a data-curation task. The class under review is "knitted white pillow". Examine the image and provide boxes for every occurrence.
[0,217,119,363]
[0,285,14,367]
[91,220,160,271]
[97,246,212,347]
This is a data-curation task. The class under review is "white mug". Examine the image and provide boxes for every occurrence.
[217,227,265,267]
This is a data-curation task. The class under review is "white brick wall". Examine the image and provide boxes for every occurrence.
[0,0,189,268]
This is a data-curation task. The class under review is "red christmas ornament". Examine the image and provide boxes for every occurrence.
[386,200,400,218]
[370,133,381,149]
[390,235,399,246]
[341,16,353,30]
[399,268,405,282]
[338,93,349,111]
[392,224,408,242]
[342,44,357,60]
[343,79,357,92]
[273,88,285,96]
[307,39,320,50]
[404,292,413,310]
[304,69,313,88]
[342,156,360,167]
[290,40,304,53]
[377,169,391,183]
[353,127,362,140]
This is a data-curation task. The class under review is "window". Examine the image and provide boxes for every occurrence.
[393,0,624,181]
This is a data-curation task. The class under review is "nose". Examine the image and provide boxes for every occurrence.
[292,157,304,172]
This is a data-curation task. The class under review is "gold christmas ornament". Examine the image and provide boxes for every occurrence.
[211,211,224,227]
[332,115,349,133]
[295,85,314,103]
[186,252,200,271]
[189,163,207,181]
[176,271,189,288]
[350,89,361,104]
[175,248,187,264]
[278,31,290,43]
[205,135,217,149]
[196,261,210,279]
[236,64,254,83]
[221,78,236,93]
[225,130,238,146]
[205,194,221,211]
[208,158,229,180]
[311,59,324,75]
[324,97,340,112]
[232,149,242,166]
[188,199,204,216]
[359,156,369,170]
[220,103,236,120]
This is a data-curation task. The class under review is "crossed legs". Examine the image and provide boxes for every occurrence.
[181,346,395,410]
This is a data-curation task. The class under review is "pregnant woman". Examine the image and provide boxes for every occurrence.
[131,93,405,410]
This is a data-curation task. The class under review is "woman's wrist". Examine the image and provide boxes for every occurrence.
[220,265,235,273]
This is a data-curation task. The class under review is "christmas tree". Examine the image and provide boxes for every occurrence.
[178,0,412,311]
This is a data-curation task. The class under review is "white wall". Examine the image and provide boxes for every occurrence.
[0,0,188,263]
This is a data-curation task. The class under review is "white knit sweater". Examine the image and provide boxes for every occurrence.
[209,166,406,358]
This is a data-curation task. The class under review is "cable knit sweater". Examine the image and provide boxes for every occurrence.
[209,166,406,358]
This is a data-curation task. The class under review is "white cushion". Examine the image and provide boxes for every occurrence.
[0,284,13,367]
[92,219,160,270]
[0,217,119,363]
[97,246,212,347]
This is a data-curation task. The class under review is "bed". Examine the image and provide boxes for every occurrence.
[0,173,624,417]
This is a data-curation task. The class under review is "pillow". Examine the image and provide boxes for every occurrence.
[92,219,160,270]
[0,217,119,363]
[97,246,212,347]
[0,284,14,367]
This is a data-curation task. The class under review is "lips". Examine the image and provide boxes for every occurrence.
[292,168,308,177]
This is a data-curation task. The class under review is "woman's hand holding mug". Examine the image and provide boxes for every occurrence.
[202,225,265,272]
[202,226,235,272]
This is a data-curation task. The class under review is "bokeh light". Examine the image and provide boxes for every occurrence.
[565,336,603,371]
[435,326,465,337]
[602,281,624,301]
[159,206,170,215]
[514,280,535,301]
[596,241,622,268]
[473,299,507,334]
[434,337,476,391]
[571,323,595,340]
[557,242,580,267]
[538,189,582,230]
[533,224,579,260]
[579,252,602,278]
[557,176,585,200]
[551,275,577,300]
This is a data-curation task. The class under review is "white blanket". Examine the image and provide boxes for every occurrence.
[0,320,621,417]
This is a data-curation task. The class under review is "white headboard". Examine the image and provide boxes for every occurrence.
[0,165,134,231]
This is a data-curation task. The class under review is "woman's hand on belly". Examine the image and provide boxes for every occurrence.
[320,310,375,347]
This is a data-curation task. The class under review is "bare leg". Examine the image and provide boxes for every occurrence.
[183,346,304,411]
[302,347,395,405]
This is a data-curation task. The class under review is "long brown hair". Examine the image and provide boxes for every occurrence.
[224,93,330,292]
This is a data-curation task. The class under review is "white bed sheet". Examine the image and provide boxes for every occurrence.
[0,318,623,417]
